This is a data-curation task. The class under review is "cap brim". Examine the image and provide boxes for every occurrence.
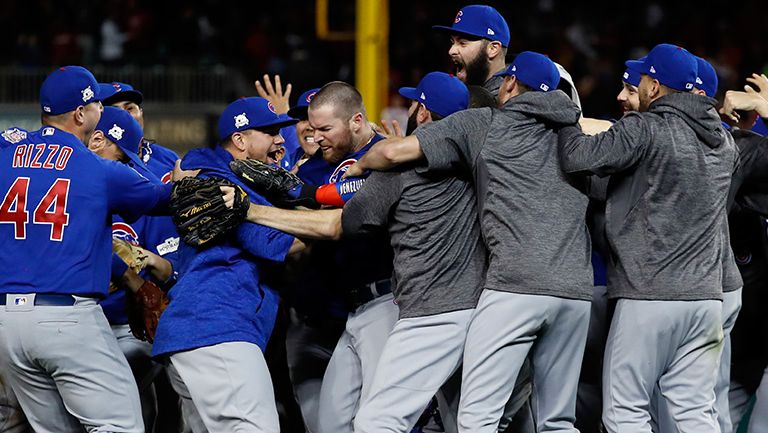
[398,87,420,101]
[432,25,485,41]
[255,114,299,130]
[624,60,648,75]
[122,147,146,168]
[102,90,144,106]
[287,106,308,120]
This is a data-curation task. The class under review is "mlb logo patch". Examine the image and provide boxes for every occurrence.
[14,296,28,306]
[540,83,550,92]
[685,83,694,90]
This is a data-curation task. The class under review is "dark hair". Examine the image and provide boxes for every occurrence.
[515,81,533,94]
[310,81,366,120]
[468,85,496,108]
[427,109,444,122]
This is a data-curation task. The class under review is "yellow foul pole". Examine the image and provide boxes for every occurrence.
[355,0,389,121]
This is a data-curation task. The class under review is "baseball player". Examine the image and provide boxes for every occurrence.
[86,105,174,432]
[239,73,535,433]
[346,51,593,433]
[151,96,301,433]
[557,44,736,433]
[0,66,174,433]
[286,87,322,170]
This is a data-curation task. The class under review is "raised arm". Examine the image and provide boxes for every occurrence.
[343,135,423,178]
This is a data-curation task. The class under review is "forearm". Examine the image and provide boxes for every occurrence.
[144,251,173,283]
[356,135,423,171]
[247,204,343,240]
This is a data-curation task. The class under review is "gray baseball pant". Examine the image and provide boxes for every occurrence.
[458,289,591,433]
[168,341,279,433]
[355,308,534,433]
[603,299,723,433]
[0,294,143,433]
[0,373,31,433]
[651,288,742,433]
[112,324,163,433]
[316,293,399,433]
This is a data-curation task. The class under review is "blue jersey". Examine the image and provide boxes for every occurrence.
[296,134,384,185]
[0,126,170,298]
[152,145,295,357]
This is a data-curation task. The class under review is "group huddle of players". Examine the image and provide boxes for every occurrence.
[3,4,768,433]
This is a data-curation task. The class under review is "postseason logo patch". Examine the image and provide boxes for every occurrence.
[2,128,26,144]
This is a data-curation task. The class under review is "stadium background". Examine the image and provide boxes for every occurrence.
[0,0,766,154]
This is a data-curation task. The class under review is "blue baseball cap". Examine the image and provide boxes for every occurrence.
[96,106,145,167]
[99,82,144,106]
[399,72,469,118]
[622,56,645,87]
[40,66,100,115]
[694,56,718,98]
[287,88,321,120]
[218,97,299,141]
[433,5,510,47]
[625,44,698,92]
[495,51,560,92]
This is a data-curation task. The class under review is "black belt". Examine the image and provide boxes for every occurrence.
[0,294,77,306]
[346,279,393,310]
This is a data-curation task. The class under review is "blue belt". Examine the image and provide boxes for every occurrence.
[0,294,77,306]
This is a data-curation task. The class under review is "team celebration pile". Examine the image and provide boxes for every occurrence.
[3,4,768,433]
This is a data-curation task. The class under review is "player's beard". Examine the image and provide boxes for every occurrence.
[405,110,419,136]
[462,53,491,87]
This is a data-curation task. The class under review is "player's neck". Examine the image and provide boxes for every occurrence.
[351,126,375,153]
[43,120,86,143]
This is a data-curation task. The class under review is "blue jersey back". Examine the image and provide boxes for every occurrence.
[296,134,384,186]
[0,126,170,297]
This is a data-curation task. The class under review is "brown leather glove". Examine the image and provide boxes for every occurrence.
[127,279,170,343]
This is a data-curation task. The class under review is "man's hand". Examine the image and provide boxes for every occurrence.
[342,161,365,179]
[745,73,768,101]
[372,119,404,139]
[721,90,768,121]
[172,159,200,182]
[255,74,291,114]
[579,117,613,135]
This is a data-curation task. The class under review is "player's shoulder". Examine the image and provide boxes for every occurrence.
[0,127,30,147]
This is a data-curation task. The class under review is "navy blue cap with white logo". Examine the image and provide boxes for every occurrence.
[495,51,560,92]
[287,88,321,120]
[398,72,469,118]
[218,97,299,141]
[99,82,144,106]
[694,56,718,98]
[433,5,510,47]
[96,106,145,167]
[625,44,698,92]
[40,66,100,115]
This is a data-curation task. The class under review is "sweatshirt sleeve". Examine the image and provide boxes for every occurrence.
[558,112,652,177]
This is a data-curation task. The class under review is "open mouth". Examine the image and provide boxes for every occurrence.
[266,150,280,165]
[454,60,467,81]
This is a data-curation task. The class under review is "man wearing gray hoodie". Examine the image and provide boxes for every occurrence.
[345,51,593,433]
[558,44,737,433]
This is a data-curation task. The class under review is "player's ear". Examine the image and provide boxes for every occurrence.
[349,112,364,132]
[417,103,430,124]
[87,130,105,152]
[230,131,248,152]
[73,105,86,126]
[487,41,503,60]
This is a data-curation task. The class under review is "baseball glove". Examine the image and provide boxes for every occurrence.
[109,239,149,294]
[229,158,319,208]
[170,177,250,247]
[127,279,169,343]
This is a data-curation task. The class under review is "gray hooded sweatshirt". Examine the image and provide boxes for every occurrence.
[415,90,593,301]
[558,92,737,301]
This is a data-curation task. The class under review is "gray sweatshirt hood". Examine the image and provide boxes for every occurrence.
[501,89,581,127]
[650,92,725,149]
